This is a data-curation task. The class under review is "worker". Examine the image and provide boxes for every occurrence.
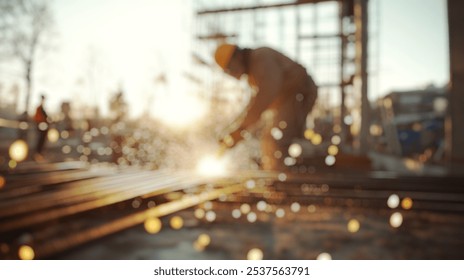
[215,43,317,170]
[33,94,49,161]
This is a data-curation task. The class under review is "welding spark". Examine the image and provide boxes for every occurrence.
[196,155,228,177]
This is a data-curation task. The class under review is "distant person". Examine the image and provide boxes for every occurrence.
[109,90,127,164]
[60,101,74,132]
[215,44,318,170]
[33,94,49,161]
[110,91,127,123]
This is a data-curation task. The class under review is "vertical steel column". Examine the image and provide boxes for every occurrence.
[339,0,348,147]
[447,0,464,164]
[354,0,370,155]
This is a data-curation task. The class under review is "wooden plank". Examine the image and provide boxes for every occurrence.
[34,183,245,258]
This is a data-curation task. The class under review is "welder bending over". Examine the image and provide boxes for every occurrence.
[215,44,318,170]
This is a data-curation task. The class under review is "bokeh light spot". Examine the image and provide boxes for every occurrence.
[247,212,257,223]
[317,252,332,260]
[390,212,403,228]
[311,134,322,145]
[387,194,400,209]
[257,201,267,212]
[331,135,341,145]
[304,129,314,140]
[288,143,303,158]
[131,199,141,209]
[203,201,213,211]
[290,202,301,213]
[205,211,216,222]
[240,203,251,214]
[144,217,162,234]
[38,122,48,131]
[61,145,71,154]
[347,219,360,233]
[307,205,317,213]
[401,197,413,210]
[60,130,70,139]
[19,245,35,260]
[247,248,263,260]
[325,155,336,166]
[284,157,296,166]
[18,122,29,130]
[194,208,205,219]
[328,145,339,156]
[245,180,256,189]
[232,209,241,219]
[47,128,60,143]
[276,208,285,218]
[197,234,211,247]
[9,160,17,169]
[271,127,283,140]
[9,140,28,162]
[170,216,184,230]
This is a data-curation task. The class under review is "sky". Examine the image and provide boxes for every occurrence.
[48,0,193,118]
[377,0,448,94]
[0,0,450,124]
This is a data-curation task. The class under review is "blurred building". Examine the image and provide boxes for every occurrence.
[378,86,447,160]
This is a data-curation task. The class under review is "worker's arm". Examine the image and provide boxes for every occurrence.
[228,51,283,144]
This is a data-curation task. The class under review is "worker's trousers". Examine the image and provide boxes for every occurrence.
[260,78,317,170]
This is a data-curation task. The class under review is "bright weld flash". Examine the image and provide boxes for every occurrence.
[196,155,228,177]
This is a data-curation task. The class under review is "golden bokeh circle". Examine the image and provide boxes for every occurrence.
[170,216,184,230]
[144,217,162,234]
[247,248,263,260]
[19,245,35,260]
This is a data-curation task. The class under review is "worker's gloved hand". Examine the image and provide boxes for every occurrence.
[217,134,235,157]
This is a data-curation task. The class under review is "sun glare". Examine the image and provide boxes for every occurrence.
[196,155,229,177]
[152,94,207,129]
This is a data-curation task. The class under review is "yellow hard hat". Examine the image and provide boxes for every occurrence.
[214,44,237,70]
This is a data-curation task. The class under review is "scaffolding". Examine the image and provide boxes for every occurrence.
[193,0,372,155]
